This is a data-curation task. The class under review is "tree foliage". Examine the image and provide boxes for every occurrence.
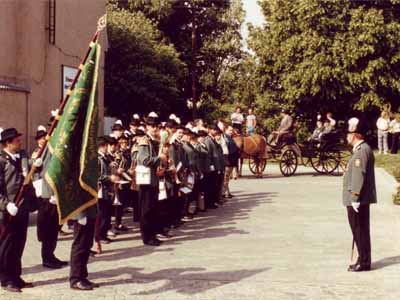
[105,0,245,122]
[105,3,186,120]
[249,0,400,130]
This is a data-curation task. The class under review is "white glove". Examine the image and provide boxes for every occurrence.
[49,196,57,205]
[78,216,87,226]
[351,202,360,213]
[6,202,18,216]
[33,157,43,168]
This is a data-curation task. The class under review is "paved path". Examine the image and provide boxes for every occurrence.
[3,165,400,300]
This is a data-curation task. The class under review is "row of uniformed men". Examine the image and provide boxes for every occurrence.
[0,115,240,292]
[97,114,240,247]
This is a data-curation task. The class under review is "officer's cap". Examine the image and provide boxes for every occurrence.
[347,117,368,135]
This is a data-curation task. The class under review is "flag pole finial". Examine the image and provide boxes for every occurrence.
[97,14,107,32]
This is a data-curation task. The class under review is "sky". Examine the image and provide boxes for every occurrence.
[241,0,265,47]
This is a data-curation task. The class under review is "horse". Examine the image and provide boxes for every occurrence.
[233,133,267,178]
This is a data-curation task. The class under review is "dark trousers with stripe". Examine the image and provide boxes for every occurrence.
[37,198,59,263]
[69,218,95,285]
[347,205,371,266]
[0,211,29,286]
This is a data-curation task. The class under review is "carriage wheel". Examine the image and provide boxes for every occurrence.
[248,157,267,175]
[279,149,298,177]
[310,150,325,174]
[321,146,340,174]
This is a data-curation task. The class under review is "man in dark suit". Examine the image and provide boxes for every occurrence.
[343,117,377,272]
[0,128,37,292]
[31,126,68,269]
[137,116,167,246]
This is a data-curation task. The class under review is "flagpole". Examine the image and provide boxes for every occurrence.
[11,14,107,210]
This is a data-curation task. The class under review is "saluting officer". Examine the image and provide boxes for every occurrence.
[343,117,376,272]
[0,128,37,292]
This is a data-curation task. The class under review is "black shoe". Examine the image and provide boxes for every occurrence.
[71,280,93,291]
[43,261,63,269]
[207,204,218,209]
[82,279,100,288]
[53,258,68,266]
[89,250,97,257]
[99,238,111,244]
[17,280,34,288]
[347,264,371,272]
[144,239,161,246]
[228,194,234,198]
[2,283,21,293]
[115,225,129,231]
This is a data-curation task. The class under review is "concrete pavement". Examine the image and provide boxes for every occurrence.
[2,165,399,300]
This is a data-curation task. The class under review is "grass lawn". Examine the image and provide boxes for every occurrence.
[375,152,400,204]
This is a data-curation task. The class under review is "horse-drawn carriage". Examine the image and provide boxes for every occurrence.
[234,130,351,178]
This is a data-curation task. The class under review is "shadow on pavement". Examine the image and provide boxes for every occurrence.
[31,266,269,295]
[372,255,400,270]
[24,191,276,282]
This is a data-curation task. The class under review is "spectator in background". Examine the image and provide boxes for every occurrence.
[246,108,257,135]
[376,111,390,154]
[231,106,244,134]
[390,114,400,154]
[326,112,336,128]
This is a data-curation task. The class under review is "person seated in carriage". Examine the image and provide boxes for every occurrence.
[308,120,324,142]
[268,109,295,146]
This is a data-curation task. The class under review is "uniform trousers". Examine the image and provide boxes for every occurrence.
[69,218,95,285]
[37,198,59,263]
[216,171,225,203]
[114,189,131,227]
[131,190,140,222]
[95,198,112,241]
[139,185,159,243]
[204,172,218,207]
[0,210,29,287]
[347,205,371,266]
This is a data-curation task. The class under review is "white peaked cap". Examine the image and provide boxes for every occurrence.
[175,117,181,124]
[148,112,158,118]
[185,123,193,129]
[109,133,116,138]
[139,126,145,131]
[348,117,359,133]
[37,125,47,132]
[115,120,123,126]
[169,114,177,120]
[133,114,140,119]
[0,127,3,135]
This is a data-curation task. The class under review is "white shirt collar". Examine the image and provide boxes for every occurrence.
[3,149,20,161]
[353,140,364,152]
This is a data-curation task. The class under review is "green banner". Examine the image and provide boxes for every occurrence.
[45,42,100,224]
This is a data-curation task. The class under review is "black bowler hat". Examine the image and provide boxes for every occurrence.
[197,130,208,137]
[111,123,124,131]
[0,128,23,143]
[134,129,146,137]
[130,119,140,126]
[145,117,159,126]
[35,125,47,140]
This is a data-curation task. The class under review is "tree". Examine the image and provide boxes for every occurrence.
[249,0,400,130]
[124,0,245,120]
[105,3,186,120]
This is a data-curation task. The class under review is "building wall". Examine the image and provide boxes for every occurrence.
[0,0,107,152]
